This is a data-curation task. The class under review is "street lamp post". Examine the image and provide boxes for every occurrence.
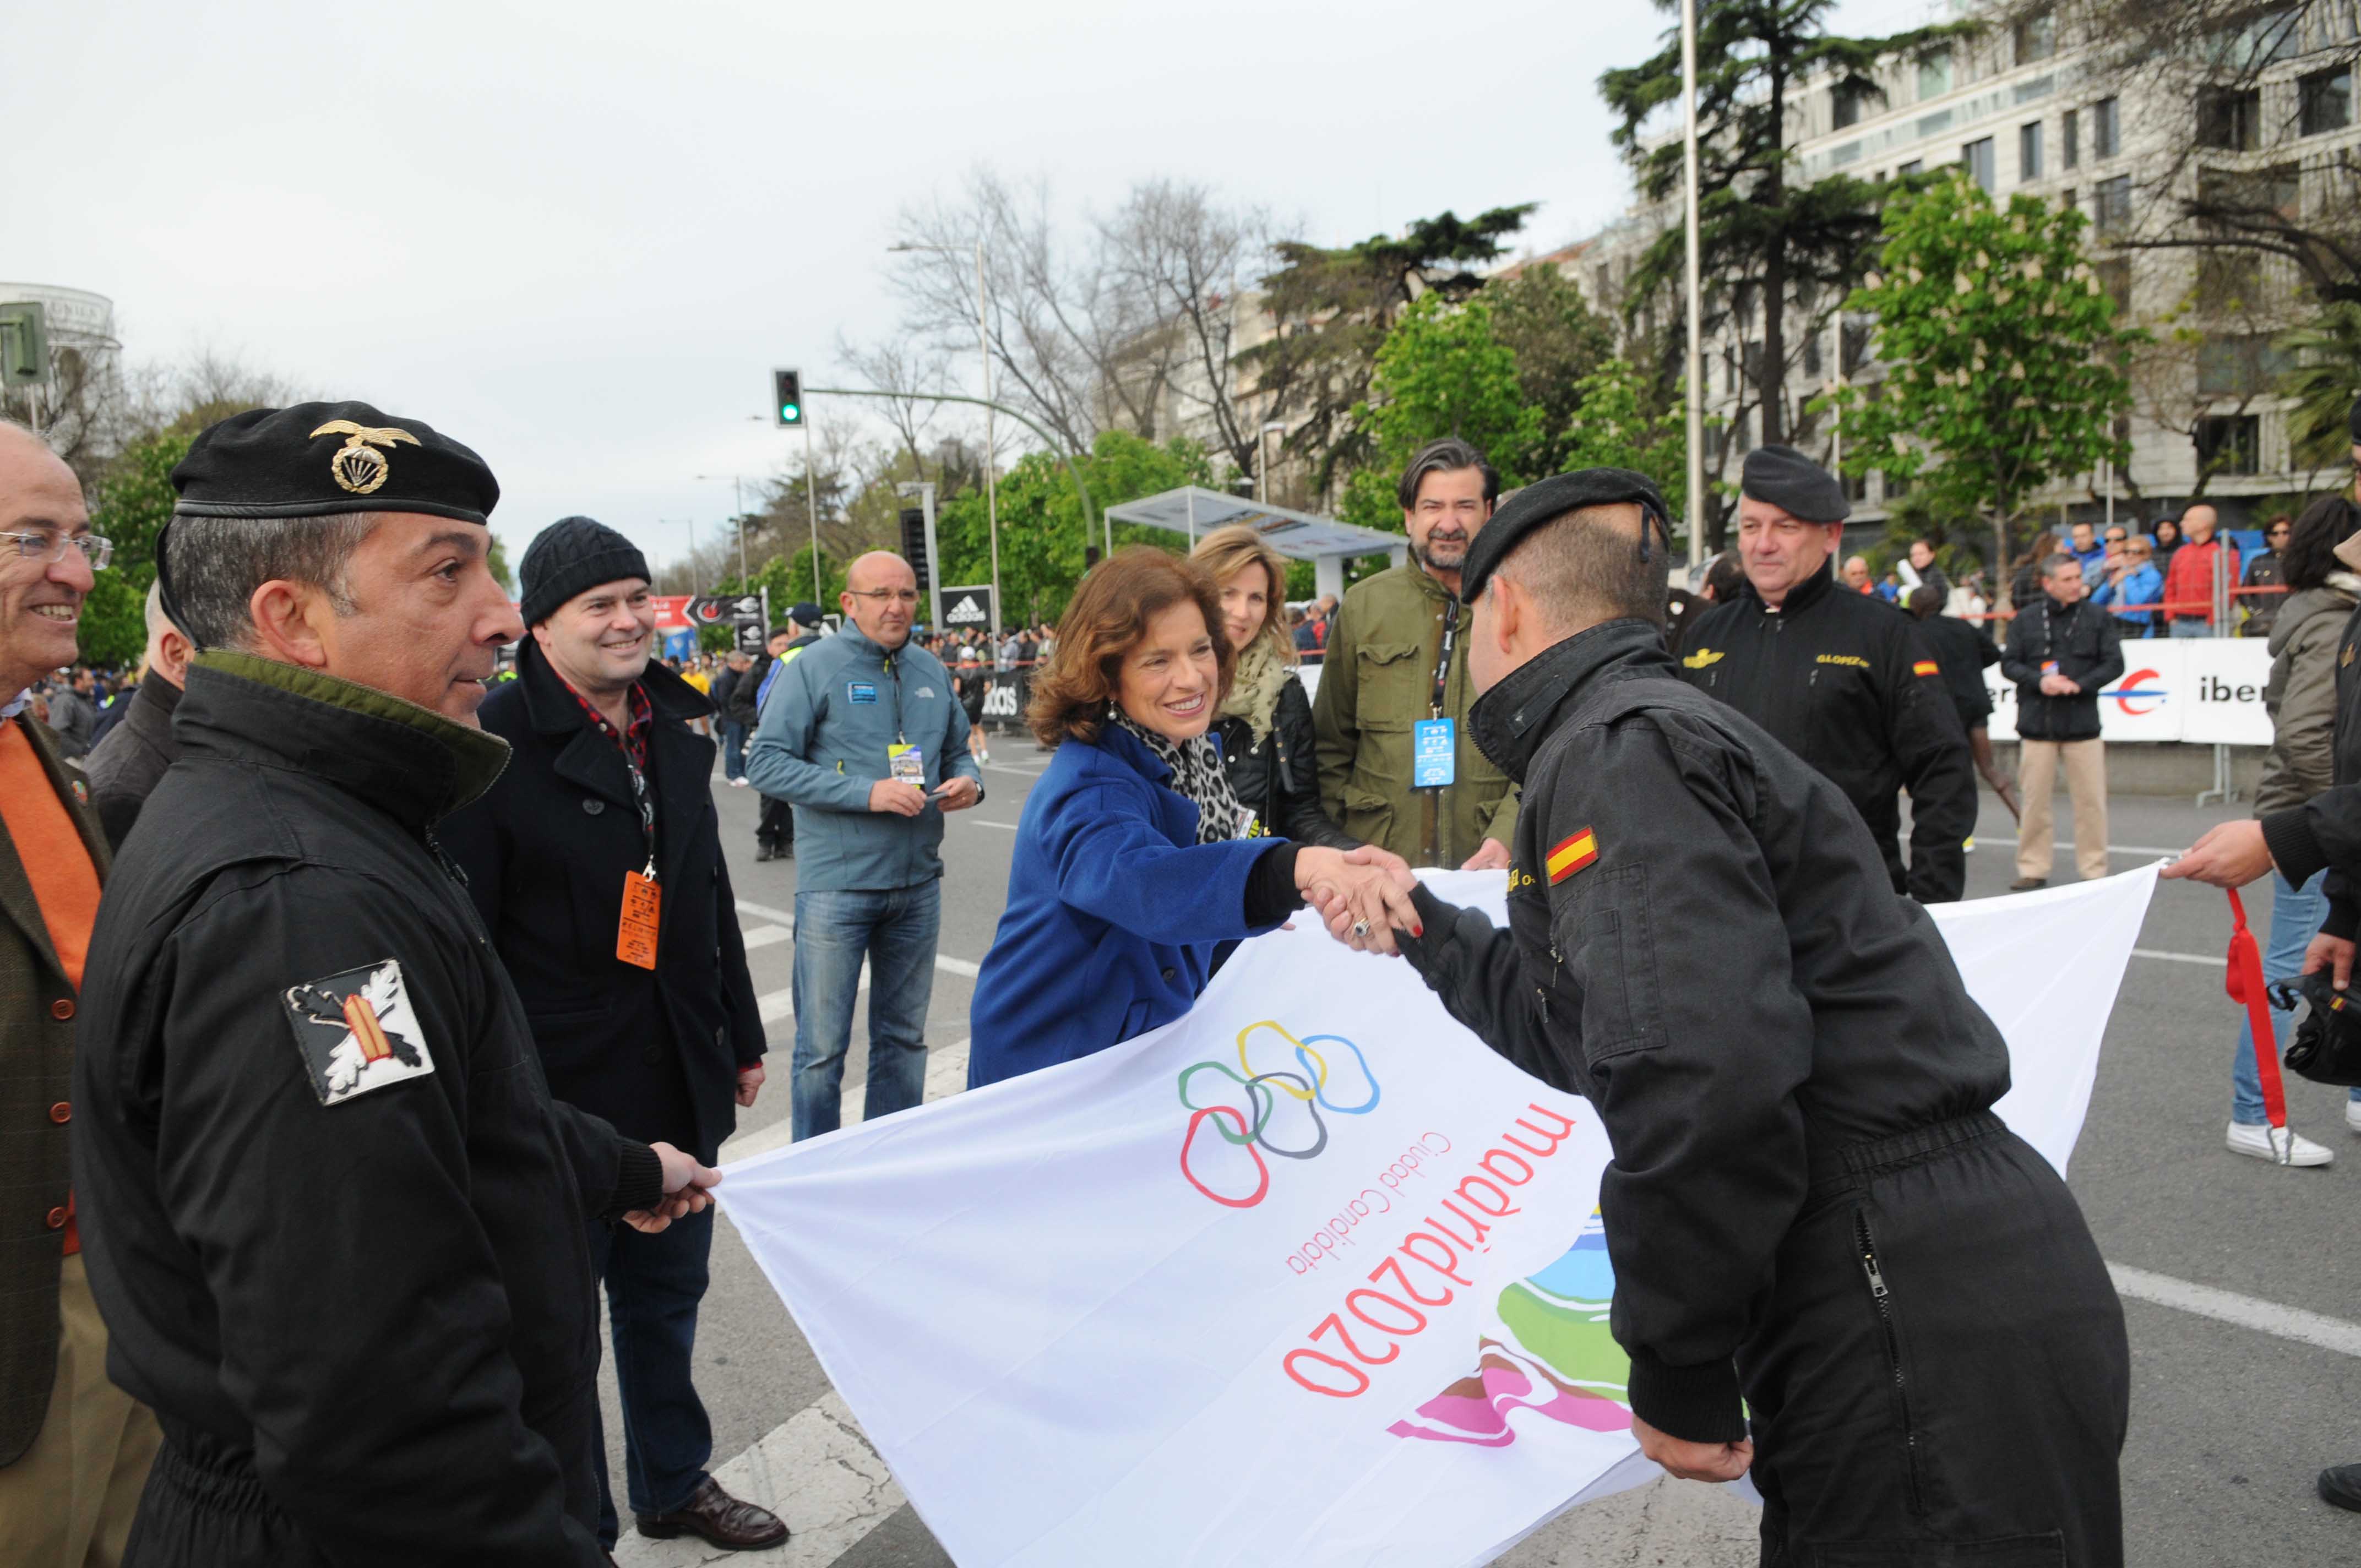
[1681,0,1706,571]
[890,240,1002,641]
[694,473,750,583]
[1258,420,1286,505]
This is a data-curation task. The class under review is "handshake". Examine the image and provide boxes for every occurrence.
[1291,845,1423,957]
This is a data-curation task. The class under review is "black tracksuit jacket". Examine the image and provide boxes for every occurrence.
[73,652,663,1566]
[2000,594,2125,743]
[1677,569,1976,902]
[1211,673,1357,850]
[1399,620,2128,1562]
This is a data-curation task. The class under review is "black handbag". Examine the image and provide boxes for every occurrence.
[2273,974,2361,1087]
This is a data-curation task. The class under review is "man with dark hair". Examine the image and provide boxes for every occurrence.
[2001,553,2123,890]
[1907,584,2020,821]
[72,402,720,1565]
[744,605,825,862]
[1677,446,1976,902]
[439,517,783,1553]
[1321,468,2130,1565]
[84,581,194,848]
[1906,538,1951,605]
[1313,437,1519,868]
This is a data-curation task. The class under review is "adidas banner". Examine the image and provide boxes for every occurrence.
[720,865,2157,1566]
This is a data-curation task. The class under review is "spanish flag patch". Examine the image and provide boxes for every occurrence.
[1547,827,1600,884]
[1912,660,1939,677]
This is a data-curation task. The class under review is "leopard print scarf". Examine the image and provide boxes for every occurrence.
[1113,712,1248,844]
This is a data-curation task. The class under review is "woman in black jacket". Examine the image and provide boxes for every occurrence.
[1190,525,1357,848]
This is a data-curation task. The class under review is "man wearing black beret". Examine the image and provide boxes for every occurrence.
[71,401,721,1565]
[1317,469,2128,1562]
[439,516,785,1552]
[1674,445,1976,902]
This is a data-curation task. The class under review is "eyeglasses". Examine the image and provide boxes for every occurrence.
[1,530,113,569]
[847,589,920,606]
[2104,533,2127,543]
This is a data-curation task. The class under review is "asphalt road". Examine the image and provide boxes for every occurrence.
[600,743,2361,1567]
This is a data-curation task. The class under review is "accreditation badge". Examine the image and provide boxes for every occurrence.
[1412,717,1456,790]
[617,870,661,970]
[889,743,926,786]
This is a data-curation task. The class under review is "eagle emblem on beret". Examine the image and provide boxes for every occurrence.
[310,420,421,497]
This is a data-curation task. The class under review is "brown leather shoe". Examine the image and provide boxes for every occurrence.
[2008,876,2048,891]
[634,1478,789,1551]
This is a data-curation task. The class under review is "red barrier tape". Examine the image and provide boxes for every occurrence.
[2225,888,2289,1133]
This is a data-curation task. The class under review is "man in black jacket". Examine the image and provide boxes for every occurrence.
[1677,447,1976,901]
[84,581,192,849]
[1328,469,2129,1564]
[72,402,719,1567]
[2000,554,2124,890]
[440,517,784,1553]
[711,650,751,786]
[735,609,823,861]
[1908,585,2021,822]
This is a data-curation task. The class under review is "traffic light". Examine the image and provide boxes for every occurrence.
[773,368,804,427]
[899,508,933,600]
[0,302,48,388]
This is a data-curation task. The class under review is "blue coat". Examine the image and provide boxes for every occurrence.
[968,723,1285,1087]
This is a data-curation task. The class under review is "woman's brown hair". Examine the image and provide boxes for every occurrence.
[1189,524,1297,668]
[1026,546,1233,747]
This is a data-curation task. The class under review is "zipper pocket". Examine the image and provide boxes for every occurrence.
[1854,1208,1927,1515]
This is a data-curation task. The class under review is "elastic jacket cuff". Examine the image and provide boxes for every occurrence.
[608,1140,667,1220]
[1241,842,1303,927]
[1623,1346,1748,1445]
[2324,898,2360,943]
[1396,883,1451,973]
[2262,807,2329,891]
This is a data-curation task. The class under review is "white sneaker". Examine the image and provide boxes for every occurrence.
[2226,1121,2335,1167]
[1963,836,1976,853]
[730,777,750,788]
[2346,1099,2361,1134]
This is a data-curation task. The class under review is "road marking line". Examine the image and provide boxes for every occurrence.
[735,902,981,981]
[980,760,1049,778]
[736,899,799,928]
[1975,836,2189,856]
[2132,946,2226,967]
[962,819,1020,831]
[720,1038,971,1164]
[2109,1263,2361,1359]
[739,925,792,951]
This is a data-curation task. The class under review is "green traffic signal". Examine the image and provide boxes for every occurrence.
[773,368,804,428]
[780,401,802,424]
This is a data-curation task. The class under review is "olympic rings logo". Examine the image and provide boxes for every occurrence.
[1178,1021,1381,1208]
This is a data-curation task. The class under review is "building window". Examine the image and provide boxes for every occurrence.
[2063,186,2079,212]
[2094,96,2121,158]
[1884,467,1913,499]
[2020,121,2045,180]
[1804,332,1824,379]
[1965,136,1998,191]
[2196,251,2264,312]
[2095,257,2133,314]
[2197,335,2294,396]
[2197,88,2262,150]
[1918,50,1952,101]
[1834,86,1864,129]
[1898,157,1924,177]
[1841,318,1874,375]
[2063,107,2080,167]
[2199,162,2303,220]
[2196,414,2262,475]
[2095,173,2133,235]
[2015,9,2058,63]
[2302,67,2353,135]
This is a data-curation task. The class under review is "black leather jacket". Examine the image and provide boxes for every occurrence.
[1211,674,1357,850]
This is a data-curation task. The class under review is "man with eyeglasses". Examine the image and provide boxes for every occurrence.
[0,421,158,1568]
[746,551,982,1139]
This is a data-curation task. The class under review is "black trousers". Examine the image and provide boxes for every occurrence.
[124,1393,606,1565]
[1740,1114,2129,1567]
[586,1206,716,1544]
[757,793,793,851]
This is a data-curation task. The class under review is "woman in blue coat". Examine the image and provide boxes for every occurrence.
[968,548,1416,1087]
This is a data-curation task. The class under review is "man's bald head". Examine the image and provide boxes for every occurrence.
[841,549,918,650]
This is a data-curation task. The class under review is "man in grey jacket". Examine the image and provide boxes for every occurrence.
[745,552,982,1139]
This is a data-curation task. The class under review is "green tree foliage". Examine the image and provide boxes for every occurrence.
[1555,358,1696,524]
[82,428,193,667]
[1486,265,1618,476]
[1603,0,1968,445]
[2277,300,2361,474]
[486,534,513,591]
[1239,206,1535,494]
[1824,176,2141,598]
[1339,294,1544,535]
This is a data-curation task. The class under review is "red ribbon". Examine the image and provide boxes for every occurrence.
[2225,888,2289,1130]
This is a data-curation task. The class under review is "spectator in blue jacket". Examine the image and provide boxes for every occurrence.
[745,553,982,1139]
[967,548,1416,1088]
[2089,535,2162,636]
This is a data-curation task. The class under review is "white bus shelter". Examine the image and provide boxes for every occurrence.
[1101,487,1407,601]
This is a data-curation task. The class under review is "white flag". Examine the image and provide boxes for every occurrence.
[721,864,2158,1566]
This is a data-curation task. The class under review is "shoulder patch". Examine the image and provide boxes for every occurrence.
[1680,648,1722,668]
[1912,659,1939,677]
[848,682,879,704]
[282,960,435,1107]
[1546,827,1600,884]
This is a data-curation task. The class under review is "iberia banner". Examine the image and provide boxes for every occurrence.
[721,866,2158,1567]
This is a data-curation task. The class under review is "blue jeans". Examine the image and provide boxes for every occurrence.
[586,1205,715,1542]
[791,881,939,1140]
[722,719,747,781]
[2231,869,2361,1123]
[2168,619,2214,638]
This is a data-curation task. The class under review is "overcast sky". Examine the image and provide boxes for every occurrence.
[10,0,1940,573]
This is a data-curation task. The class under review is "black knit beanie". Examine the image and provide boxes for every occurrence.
[518,516,650,625]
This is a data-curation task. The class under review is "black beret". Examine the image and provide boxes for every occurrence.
[518,516,650,625]
[1460,467,1670,603]
[170,400,499,525]
[1740,444,1849,524]
[788,601,824,627]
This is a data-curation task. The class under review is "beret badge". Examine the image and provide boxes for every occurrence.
[311,420,421,497]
